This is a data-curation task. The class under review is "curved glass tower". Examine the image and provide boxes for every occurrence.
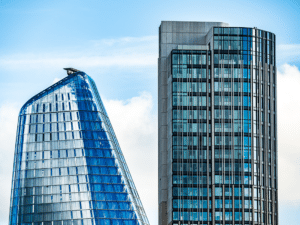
[9,69,150,225]
[158,21,277,225]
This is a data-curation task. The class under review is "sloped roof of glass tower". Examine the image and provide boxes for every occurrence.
[10,70,150,225]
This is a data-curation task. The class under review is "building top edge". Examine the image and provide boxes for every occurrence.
[19,71,87,114]
[160,20,275,35]
[161,20,229,24]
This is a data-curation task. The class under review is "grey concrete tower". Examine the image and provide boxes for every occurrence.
[158,21,278,225]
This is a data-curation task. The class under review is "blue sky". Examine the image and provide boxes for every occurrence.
[1,0,300,224]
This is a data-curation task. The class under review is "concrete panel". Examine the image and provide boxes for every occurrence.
[172,21,183,33]
[158,129,167,141]
[158,165,167,179]
[172,33,179,44]
[161,98,168,112]
[194,22,206,33]
[177,32,183,44]
[193,33,205,45]
[165,21,172,33]
[158,97,167,112]
[160,125,168,139]
[166,44,176,57]
[158,112,167,126]
[160,22,168,33]
[182,22,190,32]
[159,166,168,179]
[159,85,167,99]
[159,137,168,152]
[158,76,167,90]
[159,201,168,225]
[158,167,166,180]
[160,58,167,72]
[160,147,168,163]
[182,33,189,44]
[157,58,161,73]
[160,181,168,193]
[161,44,167,58]
[158,187,167,201]
[161,32,167,44]
[190,22,200,33]
[166,33,172,43]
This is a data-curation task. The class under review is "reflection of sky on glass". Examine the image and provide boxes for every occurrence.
[10,73,149,224]
[0,0,300,225]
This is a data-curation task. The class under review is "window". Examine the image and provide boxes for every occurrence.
[235,212,242,221]
[215,175,222,184]
[215,199,222,208]
[244,200,252,209]
[225,199,232,208]
[215,212,222,220]
[235,200,242,209]
[234,187,242,196]
[215,187,222,196]
[225,187,232,196]
[225,211,232,220]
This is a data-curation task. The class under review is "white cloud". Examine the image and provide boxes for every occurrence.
[277,64,300,205]
[103,92,158,224]
[0,36,158,71]
[0,103,20,225]
[52,77,61,84]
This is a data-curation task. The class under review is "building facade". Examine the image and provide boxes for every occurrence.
[158,21,277,225]
[9,69,150,225]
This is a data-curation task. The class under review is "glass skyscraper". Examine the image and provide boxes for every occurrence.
[9,69,150,225]
[158,21,277,225]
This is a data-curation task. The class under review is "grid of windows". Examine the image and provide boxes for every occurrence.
[168,27,277,225]
[9,73,149,225]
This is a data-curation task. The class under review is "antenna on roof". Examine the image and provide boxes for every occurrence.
[63,68,82,75]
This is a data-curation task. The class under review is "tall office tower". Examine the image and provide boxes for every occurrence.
[158,21,277,225]
[9,69,149,225]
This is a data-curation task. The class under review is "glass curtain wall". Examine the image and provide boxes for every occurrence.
[169,27,277,225]
[170,50,211,223]
[9,72,150,225]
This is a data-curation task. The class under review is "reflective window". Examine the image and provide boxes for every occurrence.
[9,73,149,225]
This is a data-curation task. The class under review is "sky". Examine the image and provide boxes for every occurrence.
[0,0,300,224]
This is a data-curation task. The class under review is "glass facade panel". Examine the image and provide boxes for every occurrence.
[159,21,277,225]
[9,72,149,225]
